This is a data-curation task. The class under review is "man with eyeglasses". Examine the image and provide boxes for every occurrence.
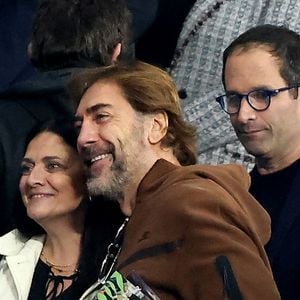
[217,24,300,300]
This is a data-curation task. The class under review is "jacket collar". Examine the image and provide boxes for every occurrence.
[0,229,45,256]
[136,159,178,197]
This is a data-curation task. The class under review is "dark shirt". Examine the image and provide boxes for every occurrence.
[250,159,300,300]
[250,160,300,233]
[28,259,80,300]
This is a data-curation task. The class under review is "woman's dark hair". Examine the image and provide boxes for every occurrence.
[78,199,124,294]
[14,117,124,295]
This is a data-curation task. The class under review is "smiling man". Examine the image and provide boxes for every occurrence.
[216,24,300,299]
[71,61,279,299]
[75,81,155,213]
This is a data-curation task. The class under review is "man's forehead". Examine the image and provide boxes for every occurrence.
[225,47,284,89]
[77,81,114,106]
[230,43,274,57]
[75,80,127,116]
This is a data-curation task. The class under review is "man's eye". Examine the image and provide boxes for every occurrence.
[227,94,241,105]
[20,164,32,175]
[250,90,270,100]
[74,121,82,131]
[95,114,109,122]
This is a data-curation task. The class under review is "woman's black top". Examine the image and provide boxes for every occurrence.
[27,259,81,300]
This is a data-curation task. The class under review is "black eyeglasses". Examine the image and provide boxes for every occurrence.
[216,85,300,115]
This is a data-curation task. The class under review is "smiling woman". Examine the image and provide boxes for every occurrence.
[20,131,85,224]
[0,118,124,300]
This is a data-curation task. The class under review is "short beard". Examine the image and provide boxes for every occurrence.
[87,159,127,202]
[86,113,147,203]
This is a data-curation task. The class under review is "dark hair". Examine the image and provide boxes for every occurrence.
[222,24,300,87]
[14,118,124,295]
[78,199,124,294]
[30,0,132,70]
[69,61,198,165]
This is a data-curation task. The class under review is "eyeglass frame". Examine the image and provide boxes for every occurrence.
[216,85,300,115]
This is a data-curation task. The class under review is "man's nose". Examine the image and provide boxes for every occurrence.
[77,119,99,149]
[236,97,257,123]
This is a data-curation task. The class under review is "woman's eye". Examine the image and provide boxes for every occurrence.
[47,162,62,171]
[20,164,32,175]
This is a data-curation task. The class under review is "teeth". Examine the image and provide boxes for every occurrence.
[91,153,109,163]
[31,194,50,199]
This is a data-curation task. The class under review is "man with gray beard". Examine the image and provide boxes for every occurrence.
[71,61,280,299]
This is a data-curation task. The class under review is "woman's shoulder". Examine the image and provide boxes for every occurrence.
[0,229,45,256]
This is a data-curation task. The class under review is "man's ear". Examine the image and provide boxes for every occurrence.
[112,43,122,62]
[148,111,168,144]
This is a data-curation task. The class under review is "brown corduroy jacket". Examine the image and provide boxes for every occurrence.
[116,159,280,299]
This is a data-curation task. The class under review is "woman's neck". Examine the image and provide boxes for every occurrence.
[40,209,85,268]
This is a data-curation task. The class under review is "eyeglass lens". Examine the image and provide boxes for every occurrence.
[225,90,270,113]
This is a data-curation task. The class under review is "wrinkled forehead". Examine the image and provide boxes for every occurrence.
[77,80,109,108]
[75,80,129,117]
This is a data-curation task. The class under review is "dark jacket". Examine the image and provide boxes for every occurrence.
[0,69,76,235]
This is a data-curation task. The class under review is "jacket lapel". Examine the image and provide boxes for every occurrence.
[6,255,38,300]
[1,231,44,300]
